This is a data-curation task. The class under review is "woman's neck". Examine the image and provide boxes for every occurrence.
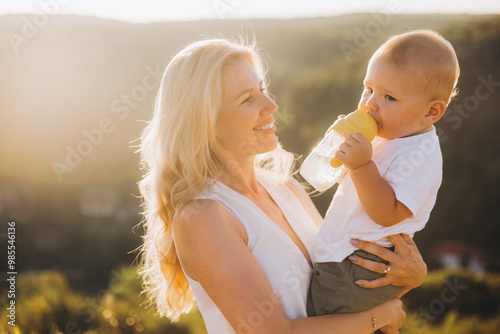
[217,153,264,197]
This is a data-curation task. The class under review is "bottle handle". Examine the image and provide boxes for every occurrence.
[330,156,343,168]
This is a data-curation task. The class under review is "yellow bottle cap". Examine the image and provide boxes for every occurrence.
[330,109,378,168]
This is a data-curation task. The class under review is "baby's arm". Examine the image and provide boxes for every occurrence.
[335,132,412,227]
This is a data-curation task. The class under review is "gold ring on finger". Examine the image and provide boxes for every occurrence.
[384,265,391,275]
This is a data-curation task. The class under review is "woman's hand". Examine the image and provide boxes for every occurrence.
[349,234,427,297]
[374,298,406,334]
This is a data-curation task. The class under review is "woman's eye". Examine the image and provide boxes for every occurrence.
[364,87,373,94]
[385,95,396,101]
[242,96,254,104]
[241,87,267,105]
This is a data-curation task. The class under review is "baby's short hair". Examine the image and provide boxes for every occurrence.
[370,30,460,105]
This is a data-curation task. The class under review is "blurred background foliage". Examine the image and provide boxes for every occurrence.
[0,267,499,333]
[0,12,499,333]
[0,266,206,333]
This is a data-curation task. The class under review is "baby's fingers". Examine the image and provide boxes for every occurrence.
[351,131,370,144]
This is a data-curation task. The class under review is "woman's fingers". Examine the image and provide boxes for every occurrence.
[390,234,416,257]
[349,254,389,275]
[389,234,407,249]
[350,237,427,291]
[355,276,392,289]
[390,234,427,286]
[401,233,416,245]
[350,239,398,263]
[348,254,405,288]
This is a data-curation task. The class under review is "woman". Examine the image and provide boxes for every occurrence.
[138,38,426,333]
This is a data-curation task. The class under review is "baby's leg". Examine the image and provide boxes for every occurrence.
[307,261,346,316]
[307,248,400,316]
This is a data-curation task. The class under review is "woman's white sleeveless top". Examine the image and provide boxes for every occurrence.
[173,175,319,333]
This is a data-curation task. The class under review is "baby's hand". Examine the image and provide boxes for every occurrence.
[335,132,373,170]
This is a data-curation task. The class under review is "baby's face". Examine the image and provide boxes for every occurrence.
[358,59,434,139]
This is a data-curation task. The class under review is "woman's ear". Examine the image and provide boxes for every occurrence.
[424,100,447,125]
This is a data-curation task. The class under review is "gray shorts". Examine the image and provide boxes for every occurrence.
[307,248,400,316]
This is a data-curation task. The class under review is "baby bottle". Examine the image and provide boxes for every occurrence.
[300,109,378,191]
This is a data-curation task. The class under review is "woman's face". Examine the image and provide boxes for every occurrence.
[216,58,278,158]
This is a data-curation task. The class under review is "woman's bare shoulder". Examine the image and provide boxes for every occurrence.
[175,199,233,230]
[176,198,221,220]
[174,199,246,242]
[173,199,247,279]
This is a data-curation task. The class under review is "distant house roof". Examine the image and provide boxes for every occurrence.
[433,241,471,255]
[433,240,488,272]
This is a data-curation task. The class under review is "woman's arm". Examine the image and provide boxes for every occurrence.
[174,199,404,334]
[348,234,427,298]
[290,299,405,334]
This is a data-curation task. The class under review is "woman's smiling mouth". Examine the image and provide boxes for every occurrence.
[254,121,276,131]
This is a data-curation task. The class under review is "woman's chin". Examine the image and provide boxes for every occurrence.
[255,138,279,155]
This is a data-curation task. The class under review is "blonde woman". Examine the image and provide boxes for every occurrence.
[138,38,427,333]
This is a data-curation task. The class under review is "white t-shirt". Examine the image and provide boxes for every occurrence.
[314,128,442,263]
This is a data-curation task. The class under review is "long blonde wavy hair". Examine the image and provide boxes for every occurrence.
[137,38,295,321]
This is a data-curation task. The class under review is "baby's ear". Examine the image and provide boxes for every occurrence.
[424,100,447,124]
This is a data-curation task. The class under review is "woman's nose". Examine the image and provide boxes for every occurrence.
[261,94,278,115]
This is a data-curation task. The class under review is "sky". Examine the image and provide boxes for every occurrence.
[1,0,500,22]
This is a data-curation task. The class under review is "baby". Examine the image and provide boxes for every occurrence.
[307,30,460,316]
